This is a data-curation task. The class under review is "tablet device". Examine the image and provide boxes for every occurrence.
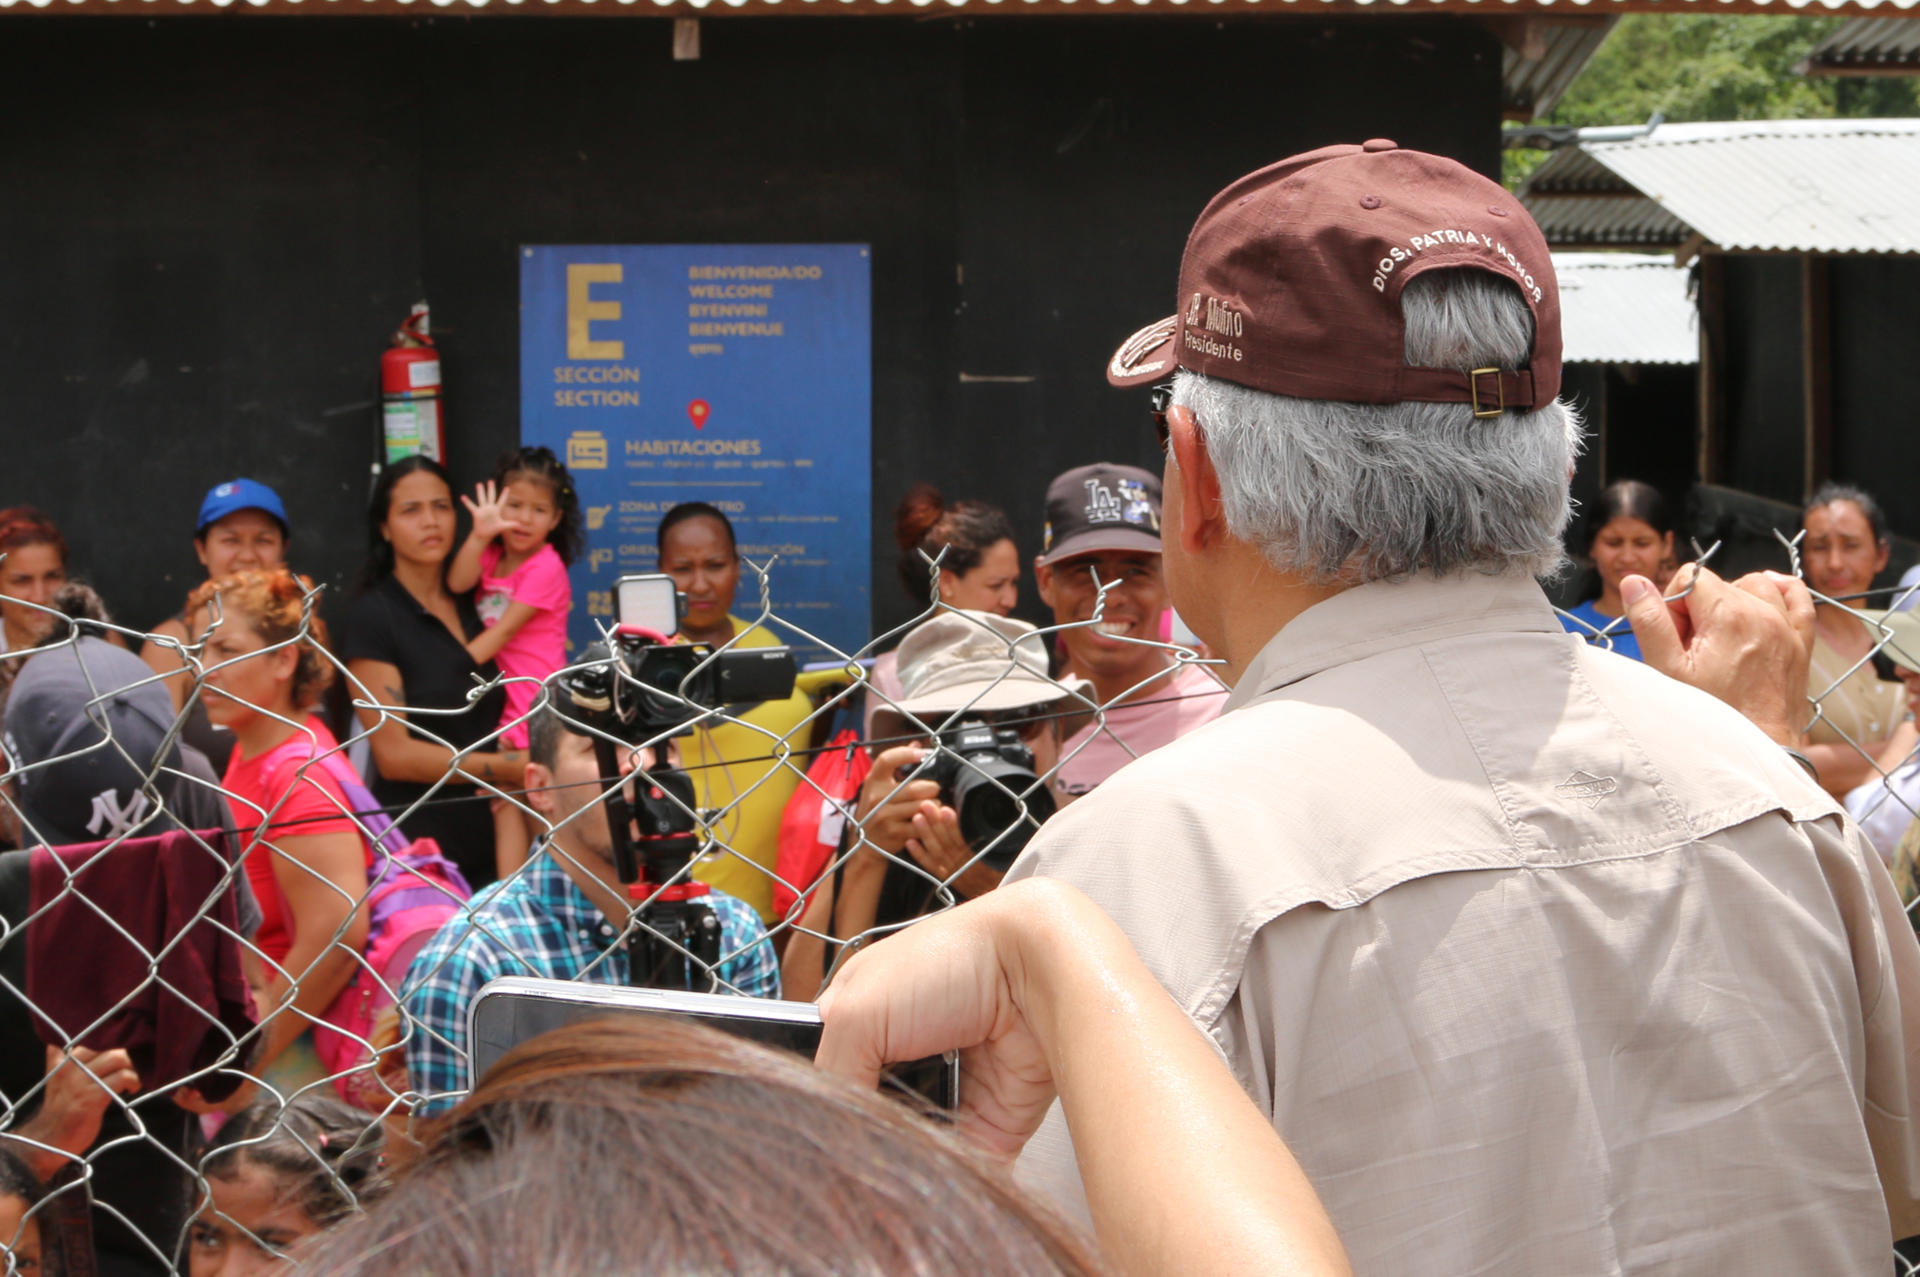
[467,977,959,1111]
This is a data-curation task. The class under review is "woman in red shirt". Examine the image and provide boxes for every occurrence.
[191,568,370,1095]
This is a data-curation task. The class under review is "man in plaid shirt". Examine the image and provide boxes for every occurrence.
[401,704,780,1114]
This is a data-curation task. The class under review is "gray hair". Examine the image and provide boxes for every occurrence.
[1172,270,1584,585]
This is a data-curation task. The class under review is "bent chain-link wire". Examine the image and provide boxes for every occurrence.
[0,537,1911,1273]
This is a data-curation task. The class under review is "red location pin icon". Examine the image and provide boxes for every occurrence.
[687,399,711,430]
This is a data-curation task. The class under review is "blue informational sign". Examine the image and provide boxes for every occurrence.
[519,244,872,660]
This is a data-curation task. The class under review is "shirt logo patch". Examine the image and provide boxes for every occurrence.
[1554,770,1618,810]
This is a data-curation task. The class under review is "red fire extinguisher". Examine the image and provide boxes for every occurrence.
[381,302,445,464]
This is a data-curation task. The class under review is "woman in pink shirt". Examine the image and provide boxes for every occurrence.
[193,568,371,1103]
[447,446,582,873]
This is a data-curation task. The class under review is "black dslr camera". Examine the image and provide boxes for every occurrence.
[551,575,795,989]
[916,719,1057,872]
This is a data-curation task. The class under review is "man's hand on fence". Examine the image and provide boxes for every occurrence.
[1624,566,1815,749]
[6,1045,141,1183]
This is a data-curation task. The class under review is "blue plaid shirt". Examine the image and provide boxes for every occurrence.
[401,846,780,1114]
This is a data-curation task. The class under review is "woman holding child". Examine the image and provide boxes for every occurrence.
[341,457,526,889]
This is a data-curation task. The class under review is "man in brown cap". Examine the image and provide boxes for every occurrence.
[1005,141,1920,1272]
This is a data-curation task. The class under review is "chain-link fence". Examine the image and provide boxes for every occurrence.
[0,540,1917,1274]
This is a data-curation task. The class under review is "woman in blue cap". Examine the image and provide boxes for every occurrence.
[141,478,293,771]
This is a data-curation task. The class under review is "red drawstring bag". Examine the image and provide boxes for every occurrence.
[772,729,871,924]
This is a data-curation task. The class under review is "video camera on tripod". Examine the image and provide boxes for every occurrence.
[552,575,795,990]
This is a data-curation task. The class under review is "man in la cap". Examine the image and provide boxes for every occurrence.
[1007,141,1920,1271]
[1032,463,1225,801]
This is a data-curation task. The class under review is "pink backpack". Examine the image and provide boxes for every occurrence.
[306,753,472,1109]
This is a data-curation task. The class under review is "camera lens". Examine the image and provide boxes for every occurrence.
[952,761,1057,871]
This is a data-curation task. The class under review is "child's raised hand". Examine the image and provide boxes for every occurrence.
[462,479,510,542]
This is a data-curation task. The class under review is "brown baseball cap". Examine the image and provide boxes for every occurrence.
[1107,140,1561,416]
[1037,463,1162,565]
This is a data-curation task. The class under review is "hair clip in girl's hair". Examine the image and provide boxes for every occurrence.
[317,1133,330,1149]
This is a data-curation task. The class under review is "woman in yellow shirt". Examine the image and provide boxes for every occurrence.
[657,503,813,922]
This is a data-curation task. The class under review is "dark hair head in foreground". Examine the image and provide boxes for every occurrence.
[305,1017,1102,1276]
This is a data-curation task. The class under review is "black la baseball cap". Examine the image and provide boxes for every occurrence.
[1037,463,1163,566]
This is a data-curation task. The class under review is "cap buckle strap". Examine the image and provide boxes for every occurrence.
[1468,368,1504,419]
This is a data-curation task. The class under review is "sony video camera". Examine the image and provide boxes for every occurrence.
[917,718,1057,872]
[555,575,795,750]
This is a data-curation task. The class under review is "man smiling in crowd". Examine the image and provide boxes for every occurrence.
[1033,463,1227,802]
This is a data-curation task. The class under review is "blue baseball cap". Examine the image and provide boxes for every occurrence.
[196,478,289,539]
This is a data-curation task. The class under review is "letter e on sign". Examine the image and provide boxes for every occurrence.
[568,264,625,360]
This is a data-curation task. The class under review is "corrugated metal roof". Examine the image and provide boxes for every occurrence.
[1522,192,1692,247]
[1521,119,1920,254]
[1801,15,1920,72]
[1554,252,1697,364]
[0,0,1916,14]
[1501,19,1615,120]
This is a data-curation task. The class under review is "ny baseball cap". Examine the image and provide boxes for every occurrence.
[1037,464,1162,566]
[891,610,1080,722]
[1107,140,1561,416]
[197,478,289,539]
[3,637,180,848]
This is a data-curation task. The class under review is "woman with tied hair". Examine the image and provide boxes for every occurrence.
[1558,480,1676,663]
[189,568,372,1101]
[1799,482,1905,797]
[866,484,1022,736]
[303,880,1350,1276]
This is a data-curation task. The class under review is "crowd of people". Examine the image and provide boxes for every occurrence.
[2,138,1920,1275]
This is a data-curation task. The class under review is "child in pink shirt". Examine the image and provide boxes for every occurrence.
[447,446,581,872]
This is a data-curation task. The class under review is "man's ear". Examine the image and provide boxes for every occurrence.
[524,761,557,818]
[1167,404,1225,555]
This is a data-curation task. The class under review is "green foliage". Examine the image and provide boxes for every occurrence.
[1503,15,1920,187]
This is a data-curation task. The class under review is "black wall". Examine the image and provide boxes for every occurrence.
[1710,254,1920,540]
[1830,256,1920,536]
[1717,256,1806,510]
[0,14,1502,644]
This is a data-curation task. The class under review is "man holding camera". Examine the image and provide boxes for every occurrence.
[781,609,1074,1000]
[1031,463,1226,801]
[1007,142,1920,1272]
[402,702,780,1115]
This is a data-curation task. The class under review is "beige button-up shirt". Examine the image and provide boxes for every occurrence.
[1009,571,1920,1274]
